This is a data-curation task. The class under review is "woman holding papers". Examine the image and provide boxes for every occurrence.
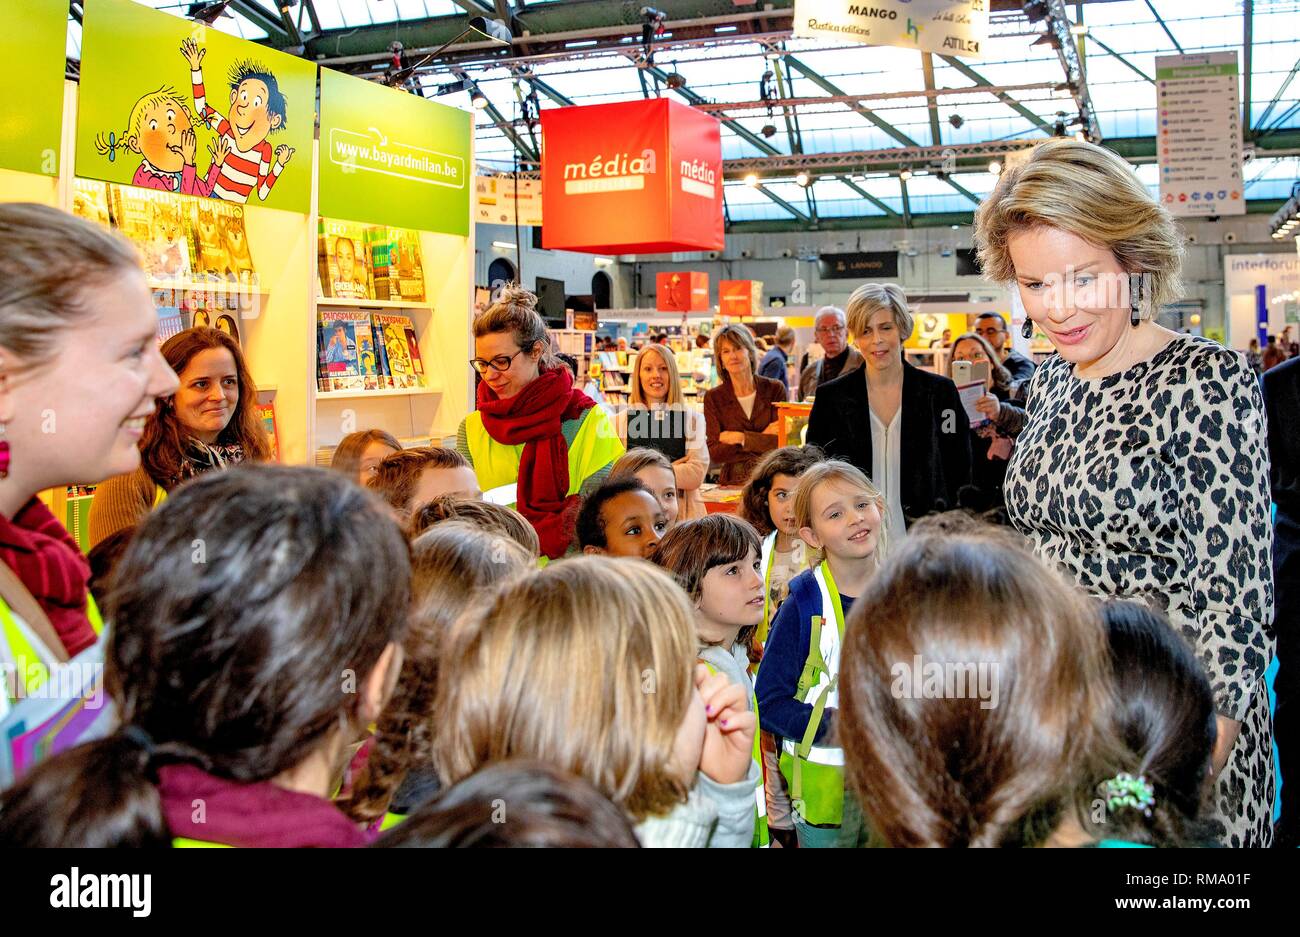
[805,283,971,535]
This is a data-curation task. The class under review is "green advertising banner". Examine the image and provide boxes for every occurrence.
[76,0,315,213]
[0,0,67,176]
[319,67,471,236]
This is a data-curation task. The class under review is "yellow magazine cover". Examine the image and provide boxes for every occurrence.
[319,219,372,300]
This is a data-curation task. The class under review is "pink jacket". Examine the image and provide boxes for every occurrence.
[132,161,219,197]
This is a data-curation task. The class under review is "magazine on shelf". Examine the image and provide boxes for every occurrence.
[319,219,373,300]
[71,179,111,229]
[374,313,420,389]
[256,399,281,461]
[318,310,371,391]
[366,226,394,301]
[109,185,193,282]
[391,228,426,301]
[370,312,393,389]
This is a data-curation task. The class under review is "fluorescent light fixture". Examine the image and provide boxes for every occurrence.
[492,241,518,251]
[565,40,599,48]
[715,25,738,33]
[594,257,614,266]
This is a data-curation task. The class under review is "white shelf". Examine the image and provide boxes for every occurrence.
[316,296,433,310]
[317,386,440,400]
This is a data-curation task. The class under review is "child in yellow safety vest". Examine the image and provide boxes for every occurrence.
[653,514,770,847]
[0,466,409,848]
[754,460,891,848]
[739,445,825,846]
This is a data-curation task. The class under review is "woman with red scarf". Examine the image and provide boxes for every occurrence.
[457,287,623,560]
[0,204,177,739]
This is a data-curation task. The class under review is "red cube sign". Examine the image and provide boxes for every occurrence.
[540,99,724,254]
[720,280,763,317]
[656,271,710,312]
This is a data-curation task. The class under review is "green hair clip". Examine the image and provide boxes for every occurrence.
[1100,772,1156,818]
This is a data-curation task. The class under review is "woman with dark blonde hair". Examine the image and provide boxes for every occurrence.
[978,137,1274,847]
[88,327,269,547]
[704,324,785,486]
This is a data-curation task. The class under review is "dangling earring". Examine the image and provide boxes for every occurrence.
[1130,275,1143,328]
[0,422,9,479]
[1021,318,1034,340]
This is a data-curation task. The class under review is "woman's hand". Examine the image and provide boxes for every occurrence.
[1211,715,1241,778]
[719,431,746,446]
[975,394,1002,422]
[762,420,782,435]
[695,665,756,786]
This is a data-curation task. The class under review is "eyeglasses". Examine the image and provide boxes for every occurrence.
[815,325,847,336]
[469,349,524,374]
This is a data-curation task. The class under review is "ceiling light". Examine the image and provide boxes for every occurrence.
[988,160,1002,175]
[761,124,778,138]
[492,240,517,251]
[948,114,964,129]
[795,171,811,187]
[665,72,687,89]
[471,90,489,110]
[1074,130,1087,141]
[899,167,912,182]
[744,173,760,187]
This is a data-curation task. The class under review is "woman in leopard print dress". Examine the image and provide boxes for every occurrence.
[975,140,1275,847]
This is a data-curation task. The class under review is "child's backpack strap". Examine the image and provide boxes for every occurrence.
[788,572,828,700]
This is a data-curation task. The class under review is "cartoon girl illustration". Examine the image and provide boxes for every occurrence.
[95,86,230,196]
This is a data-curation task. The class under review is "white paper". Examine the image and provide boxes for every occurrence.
[957,380,987,428]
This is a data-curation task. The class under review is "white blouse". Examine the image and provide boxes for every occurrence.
[869,407,907,540]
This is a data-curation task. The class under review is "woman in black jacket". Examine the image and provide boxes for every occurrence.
[805,283,971,535]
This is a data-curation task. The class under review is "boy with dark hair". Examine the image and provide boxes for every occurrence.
[181,38,295,204]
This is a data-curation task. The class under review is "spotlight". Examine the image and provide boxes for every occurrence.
[665,72,687,90]
[795,171,811,187]
[471,89,489,110]
[744,173,760,187]
[899,167,912,182]
[988,160,1002,175]
[761,124,778,138]
[1074,130,1087,142]
[948,114,964,129]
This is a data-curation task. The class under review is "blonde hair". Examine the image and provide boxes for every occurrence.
[339,522,530,824]
[629,343,684,407]
[472,283,560,370]
[793,460,890,567]
[973,139,1184,311]
[711,324,760,384]
[94,87,196,162]
[846,283,913,341]
[610,447,674,482]
[432,557,697,821]
[0,204,141,371]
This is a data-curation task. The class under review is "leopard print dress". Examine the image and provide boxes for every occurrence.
[1005,334,1275,847]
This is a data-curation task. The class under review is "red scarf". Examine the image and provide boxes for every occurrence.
[0,498,96,657]
[477,367,595,559]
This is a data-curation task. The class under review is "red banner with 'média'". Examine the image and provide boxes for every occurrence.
[540,98,724,254]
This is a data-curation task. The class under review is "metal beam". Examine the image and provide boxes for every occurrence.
[477,90,539,164]
[302,0,321,36]
[1041,0,1102,141]
[640,58,899,218]
[783,54,919,148]
[753,184,811,224]
[899,177,912,229]
[921,52,943,148]
[451,0,496,14]
[1144,1,1183,55]
[1255,54,1299,132]
[515,69,574,107]
[229,1,290,41]
[1243,0,1253,135]
[1086,32,1154,84]
[939,55,1052,133]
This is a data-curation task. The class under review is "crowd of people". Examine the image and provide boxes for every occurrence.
[0,138,1292,848]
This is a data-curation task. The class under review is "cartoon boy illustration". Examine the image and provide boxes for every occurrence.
[95,87,230,195]
[181,38,295,204]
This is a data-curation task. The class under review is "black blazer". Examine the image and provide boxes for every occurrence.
[805,361,972,526]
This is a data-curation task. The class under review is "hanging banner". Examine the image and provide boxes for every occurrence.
[792,0,988,58]
[656,271,710,311]
[540,98,724,254]
[76,0,315,213]
[817,251,899,280]
[474,173,542,227]
[0,0,66,176]
[720,280,763,317]
[1156,51,1244,218]
[319,68,471,235]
